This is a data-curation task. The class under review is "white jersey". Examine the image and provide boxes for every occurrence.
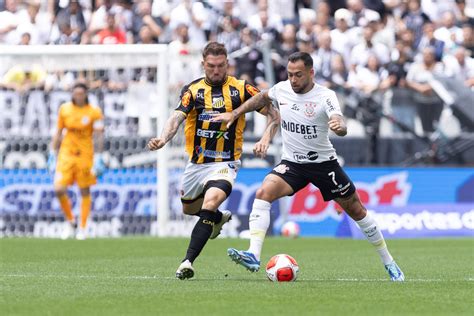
[268,81,343,163]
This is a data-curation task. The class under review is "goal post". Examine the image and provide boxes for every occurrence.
[0,44,171,236]
[156,48,169,237]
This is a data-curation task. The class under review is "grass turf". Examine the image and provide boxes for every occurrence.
[1,237,473,316]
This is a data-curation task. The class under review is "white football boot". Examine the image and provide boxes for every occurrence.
[176,260,194,280]
[210,210,232,239]
[60,222,76,240]
[75,228,86,240]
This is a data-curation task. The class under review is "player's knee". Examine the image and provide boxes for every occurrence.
[54,187,67,197]
[204,180,232,198]
[255,187,273,201]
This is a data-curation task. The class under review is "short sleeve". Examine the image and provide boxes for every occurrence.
[57,105,65,130]
[93,106,104,130]
[174,87,195,116]
[324,92,343,117]
[243,81,260,101]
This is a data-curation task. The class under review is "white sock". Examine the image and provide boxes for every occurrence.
[247,199,271,261]
[356,212,393,265]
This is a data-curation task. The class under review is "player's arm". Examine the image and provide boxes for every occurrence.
[93,117,105,153]
[48,126,63,173]
[94,128,104,153]
[93,128,106,176]
[328,114,347,137]
[254,102,281,158]
[147,111,186,151]
[149,85,193,151]
[50,128,62,153]
[51,104,66,154]
[210,90,272,129]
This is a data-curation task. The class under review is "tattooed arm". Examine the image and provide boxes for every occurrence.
[210,91,272,129]
[234,91,272,118]
[147,111,186,150]
[254,101,281,158]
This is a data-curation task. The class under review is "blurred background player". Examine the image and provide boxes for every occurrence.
[147,42,275,280]
[212,52,404,282]
[48,82,105,240]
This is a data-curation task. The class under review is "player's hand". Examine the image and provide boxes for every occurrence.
[253,140,270,158]
[93,153,106,178]
[47,151,57,174]
[147,137,166,151]
[328,118,346,136]
[210,112,236,129]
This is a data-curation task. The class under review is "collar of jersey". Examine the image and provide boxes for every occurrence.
[204,76,229,87]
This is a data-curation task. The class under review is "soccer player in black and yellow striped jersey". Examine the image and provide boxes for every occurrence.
[148,42,279,279]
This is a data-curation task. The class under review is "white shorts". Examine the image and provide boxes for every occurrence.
[180,160,240,203]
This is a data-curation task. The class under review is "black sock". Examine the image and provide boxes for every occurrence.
[191,209,222,222]
[191,211,202,217]
[215,209,223,223]
[184,210,216,263]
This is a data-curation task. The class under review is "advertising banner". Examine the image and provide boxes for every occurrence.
[1,167,473,238]
[348,204,474,238]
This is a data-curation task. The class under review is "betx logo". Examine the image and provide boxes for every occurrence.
[197,129,229,139]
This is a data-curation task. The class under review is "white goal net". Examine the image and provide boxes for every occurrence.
[0,44,199,237]
[0,43,280,238]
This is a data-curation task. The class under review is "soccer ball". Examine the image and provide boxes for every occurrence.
[281,221,300,238]
[265,254,299,282]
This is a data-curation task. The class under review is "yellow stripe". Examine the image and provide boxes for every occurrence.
[234,115,245,161]
[198,84,212,163]
[214,83,232,162]
[184,111,196,158]
[238,79,246,103]
[233,79,245,161]
[175,110,188,117]
[183,79,207,161]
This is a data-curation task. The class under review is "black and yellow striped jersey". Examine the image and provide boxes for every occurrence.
[175,76,260,164]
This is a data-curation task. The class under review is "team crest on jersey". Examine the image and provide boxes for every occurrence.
[245,84,259,96]
[304,103,317,117]
[181,91,192,107]
[273,164,290,174]
[81,116,90,125]
[212,96,225,108]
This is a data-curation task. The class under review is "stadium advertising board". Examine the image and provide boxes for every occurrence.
[0,168,472,238]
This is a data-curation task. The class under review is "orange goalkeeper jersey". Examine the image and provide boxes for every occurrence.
[57,102,103,160]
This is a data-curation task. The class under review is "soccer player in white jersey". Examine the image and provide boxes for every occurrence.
[211,52,404,281]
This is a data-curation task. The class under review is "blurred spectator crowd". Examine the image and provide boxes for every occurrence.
[0,0,473,137]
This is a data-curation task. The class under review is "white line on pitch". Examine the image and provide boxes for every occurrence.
[1,274,473,282]
[1,274,174,280]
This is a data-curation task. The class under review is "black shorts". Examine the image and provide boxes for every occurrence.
[269,159,356,201]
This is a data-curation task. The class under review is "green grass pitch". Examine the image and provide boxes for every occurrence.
[1,237,473,315]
